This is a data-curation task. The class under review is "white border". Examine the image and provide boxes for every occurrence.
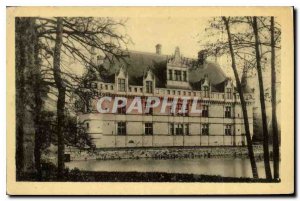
[1,1,298,200]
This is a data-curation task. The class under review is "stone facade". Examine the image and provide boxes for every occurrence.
[65,145,263,161]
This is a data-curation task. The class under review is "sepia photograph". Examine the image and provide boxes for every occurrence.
[6,6,294,195]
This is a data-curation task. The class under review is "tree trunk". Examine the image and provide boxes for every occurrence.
[28,18,43,180]
[15,18,26,178]
[222,17,259,178]
[251,17,272,180]
[53,17,66,179]
[270,16,280,180]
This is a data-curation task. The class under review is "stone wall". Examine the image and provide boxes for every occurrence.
[65,145,263,161]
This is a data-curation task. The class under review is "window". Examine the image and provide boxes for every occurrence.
[91,82,98,89]
[202,124,209,135]
[203,86,209,98]
[185,124,189,135]
[85,82,91,88]
[105,85,108,90]
[169,69,173,80]
[117,122,126,135]
[175,102,189,116]
[226,88,232,99]
[146,81,153,93]
[110,85,114,90]
[117,100,126,114]
[176,124,184,135]
[145,123,153,135]
[142,99,154,115]
[167,90,170,95]
[175,70,182,81]
[144,100,154,115]
[86,122,89,129]
[183,71,187,82]
[225,125,232,135]
[202,105,209,117]
[225,106,231,118]
[183,103,189,116]
[118,78,126,92]
[170,123,175,135]
[176,103,182,116]
[93,91,98,96]
[170,123,188,135]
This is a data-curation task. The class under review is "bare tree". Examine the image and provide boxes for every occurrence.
[270,16,280,180]
[222,17,259,178]
[250,17,272,180]
[35,17,129,178]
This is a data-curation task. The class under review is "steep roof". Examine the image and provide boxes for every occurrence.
[101,50,228,92]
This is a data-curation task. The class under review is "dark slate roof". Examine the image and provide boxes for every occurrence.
[101,50,228,92]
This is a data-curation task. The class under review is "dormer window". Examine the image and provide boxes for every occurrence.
[175,70,182,81]
[118,78,126,92]
[168,69,173,80]
[203,86,209,98]
[146,81,153,93]
[183,71,187,82]
[226,88,232,99]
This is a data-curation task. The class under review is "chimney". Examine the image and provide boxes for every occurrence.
[198,50,207,65]
[155,44,162,55]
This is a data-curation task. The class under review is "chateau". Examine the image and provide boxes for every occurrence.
[77,45,254,148]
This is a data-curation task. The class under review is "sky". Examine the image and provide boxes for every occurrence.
[124,17,211,58]
[123,17,235,77]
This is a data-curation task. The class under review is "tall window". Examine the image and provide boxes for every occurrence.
[225,106,231,118]
[118,78,126,92]
[117,122,126,135]
[146,81,153,93]
[175,124,184,135]
[202,124,209,135]
[144,99,154,115]
[170,123,174,135]
[226,88,232,99]
[175,70,181,81]
[168,69,173,80]
[202,105,209,117]
[145,123,153,135]
[174,102,189,116]
[225,125,232,135]
[117,100,126,114]
[183,71,187,82]
[185,124,189,135]
[170,123,189,135]
[91,82,98,89]
[183,103,189,116]
[203,86,209,98]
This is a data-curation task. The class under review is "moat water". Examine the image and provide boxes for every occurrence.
[66,158,273,178]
